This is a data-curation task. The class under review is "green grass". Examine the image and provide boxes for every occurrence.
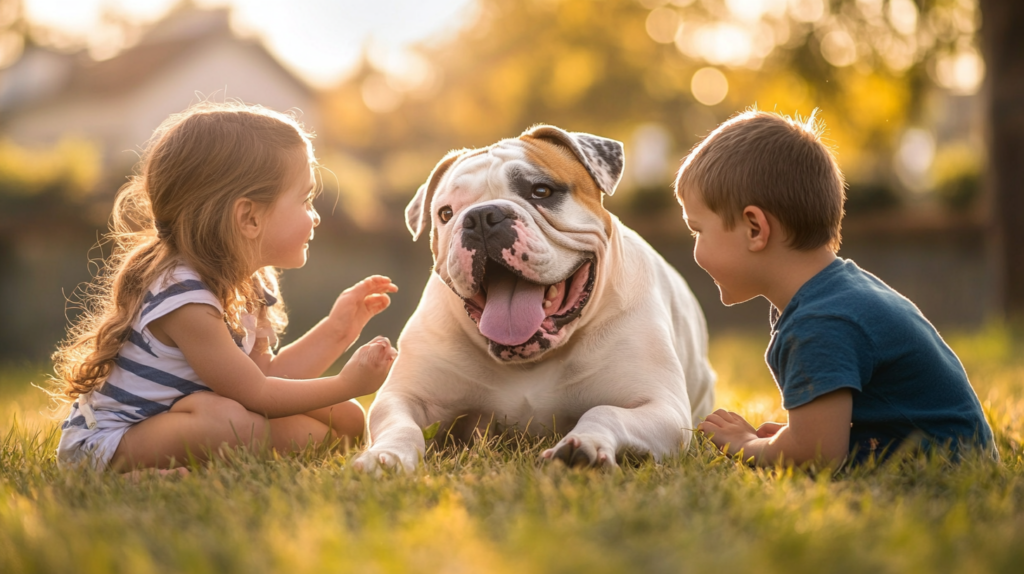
[3,328,1024,573]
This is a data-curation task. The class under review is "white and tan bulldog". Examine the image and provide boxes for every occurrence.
[354,125,714,472]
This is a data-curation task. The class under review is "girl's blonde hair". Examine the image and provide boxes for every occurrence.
[53,101,317,400]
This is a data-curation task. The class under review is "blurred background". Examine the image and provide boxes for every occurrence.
[0,0,1020,362]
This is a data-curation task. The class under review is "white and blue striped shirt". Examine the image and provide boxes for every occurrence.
[57,265,275,468]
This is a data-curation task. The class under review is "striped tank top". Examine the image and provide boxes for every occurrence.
[57,265,276,468]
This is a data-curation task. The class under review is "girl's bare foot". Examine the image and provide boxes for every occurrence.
[123,467,190,482]
[337,336,397,398]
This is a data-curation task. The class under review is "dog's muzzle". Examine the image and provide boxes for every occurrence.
[450,205,596,361]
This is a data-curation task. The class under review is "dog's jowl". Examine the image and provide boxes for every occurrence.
[354,125,716,472]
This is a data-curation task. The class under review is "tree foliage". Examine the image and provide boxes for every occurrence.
[321,0,983,221]
[0,0,25,69]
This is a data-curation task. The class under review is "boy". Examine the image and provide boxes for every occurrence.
[677,109,994,466]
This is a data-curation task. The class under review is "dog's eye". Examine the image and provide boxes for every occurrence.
[438,206,454,223]
[531,185,552,199]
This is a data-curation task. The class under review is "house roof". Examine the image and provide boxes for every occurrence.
[67,37,212,97]
[0,7,312,114]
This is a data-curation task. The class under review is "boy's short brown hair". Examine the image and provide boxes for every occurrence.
[674,109,846,252]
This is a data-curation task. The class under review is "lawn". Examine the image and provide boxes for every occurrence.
[2,328,1023,573]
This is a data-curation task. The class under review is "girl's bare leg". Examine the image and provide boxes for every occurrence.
[304,399,367,450]
[266,414,333,450]
[111,391,336,471]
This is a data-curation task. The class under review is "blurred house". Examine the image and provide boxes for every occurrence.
[0,7,319,178]
[0,7,321,362]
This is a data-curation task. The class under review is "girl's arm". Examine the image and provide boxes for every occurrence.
[698,389,852,466]
[264,276,398,379]
[265,317,356,379]
[248,306,274,374]
[150,303,386,417]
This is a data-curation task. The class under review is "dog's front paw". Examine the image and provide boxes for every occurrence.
[352,446,419,475]
[541,433,618,469]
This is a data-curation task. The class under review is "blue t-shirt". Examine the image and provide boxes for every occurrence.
[766,258,993,463]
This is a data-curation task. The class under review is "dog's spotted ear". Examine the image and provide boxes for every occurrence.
[521,125,625,196]
[406,148,467,241]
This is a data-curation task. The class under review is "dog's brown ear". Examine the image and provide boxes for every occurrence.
[406,148,467,241]
[521,126,625,195]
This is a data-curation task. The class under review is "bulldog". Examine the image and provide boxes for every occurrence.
[353,125,715,472]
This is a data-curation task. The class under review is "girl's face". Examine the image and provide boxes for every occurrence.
[259,158,320,269]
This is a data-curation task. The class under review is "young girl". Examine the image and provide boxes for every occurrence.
[53,101,399,472]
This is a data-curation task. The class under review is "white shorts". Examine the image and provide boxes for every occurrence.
[56,422,131,471]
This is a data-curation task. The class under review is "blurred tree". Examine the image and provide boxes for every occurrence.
[320,0,693,222]
[322,0,920,220]
[636,0,1021,320]
[323,0,1021,318]
[978,0,1024,321]
[322,1,686,164]
[0,137,101,200]
[0,0,25,69]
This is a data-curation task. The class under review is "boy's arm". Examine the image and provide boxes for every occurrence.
[698,389,853,466]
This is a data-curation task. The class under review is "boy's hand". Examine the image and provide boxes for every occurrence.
[756,422,786,438]
[328,276,399,341]
[697,409,759,456]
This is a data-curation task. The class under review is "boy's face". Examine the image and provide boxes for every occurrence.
[680,192,762,306]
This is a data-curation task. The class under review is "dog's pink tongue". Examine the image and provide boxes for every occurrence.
[479,267,546,346]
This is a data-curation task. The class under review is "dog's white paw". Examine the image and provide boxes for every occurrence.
[352,446,419,475]
[542,433,619,469]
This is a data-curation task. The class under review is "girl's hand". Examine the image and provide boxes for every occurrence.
[697,409,759,456]
[336,336,398,398]
[328,276,399,341]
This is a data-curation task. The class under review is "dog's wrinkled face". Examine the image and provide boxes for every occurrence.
[406,126,625,363]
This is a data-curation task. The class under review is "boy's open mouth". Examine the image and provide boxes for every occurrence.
[460,257,596,350]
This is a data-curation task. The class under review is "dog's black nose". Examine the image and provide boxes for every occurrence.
[463,205,508,231]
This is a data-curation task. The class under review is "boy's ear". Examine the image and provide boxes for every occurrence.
[743,205,771,252]
[235,198,261,239]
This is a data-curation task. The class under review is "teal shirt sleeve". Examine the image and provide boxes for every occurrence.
[774,316,874,409]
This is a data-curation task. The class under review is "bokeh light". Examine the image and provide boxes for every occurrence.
[694,23,753,67]
[896,127,936,192]
[789,0,826,24]
[630,123,673,188]
[934,48,985,95]
[887,0,919,36]
[820,30,857,67]
[645,7,680,44]
[691,67,728,106]
[726,0,770,22]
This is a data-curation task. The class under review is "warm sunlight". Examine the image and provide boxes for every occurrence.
[2,1,1023,572]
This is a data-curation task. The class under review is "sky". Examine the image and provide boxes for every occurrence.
[23,0,983,96]
[23,0,478,88]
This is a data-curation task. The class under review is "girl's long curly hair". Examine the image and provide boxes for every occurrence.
[53,101,317,401]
